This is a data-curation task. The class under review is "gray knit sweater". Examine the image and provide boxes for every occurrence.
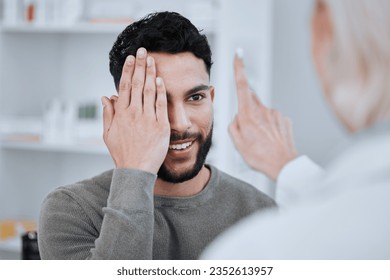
[38,165,275,259]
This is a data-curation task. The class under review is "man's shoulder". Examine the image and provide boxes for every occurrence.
[211,165,260,192]
[209,165,276,207]
[43,169,114,211]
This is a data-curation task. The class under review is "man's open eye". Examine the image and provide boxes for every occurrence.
[188,94,204,101]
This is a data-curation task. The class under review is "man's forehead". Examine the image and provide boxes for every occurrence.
[150,52,208,74]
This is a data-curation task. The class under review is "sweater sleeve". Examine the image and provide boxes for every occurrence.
[275,155,324,208]
[38,168,156,260]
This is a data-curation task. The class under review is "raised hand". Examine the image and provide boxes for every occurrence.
[101,48,170,174]
[229,52,297,181]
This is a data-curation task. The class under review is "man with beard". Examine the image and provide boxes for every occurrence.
[38,12,275,260]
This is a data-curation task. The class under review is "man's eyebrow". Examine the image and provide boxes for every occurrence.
[166,85,210,98]
[185,85,210,95]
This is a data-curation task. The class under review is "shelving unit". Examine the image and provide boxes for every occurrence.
[0,0,274,228]
[0,20,216,34]
[0,22,129,34]
[0,139,107,154]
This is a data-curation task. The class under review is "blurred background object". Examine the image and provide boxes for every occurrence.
[0,0,347,259]
[21,231,40,260]
[0,220,37,259]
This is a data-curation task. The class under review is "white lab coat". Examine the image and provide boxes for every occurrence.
[202,121,390,259]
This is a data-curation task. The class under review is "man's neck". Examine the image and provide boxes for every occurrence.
[154,165,211,197]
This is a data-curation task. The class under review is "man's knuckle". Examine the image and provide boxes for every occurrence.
[156,100,163,108]
[136,59,144,67]
[119,81,130,91]
[144,87,154,96]
[129,109,138,119]
[132,79,143,89]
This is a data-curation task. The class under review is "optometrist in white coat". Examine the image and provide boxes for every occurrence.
[202,0,390,259]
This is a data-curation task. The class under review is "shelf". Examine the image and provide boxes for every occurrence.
[0,117,107,155]
[0,22,129,34]
[0,138,109,155]
[0,19,216,34]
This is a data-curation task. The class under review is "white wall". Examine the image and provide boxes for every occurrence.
[211,0,273,194]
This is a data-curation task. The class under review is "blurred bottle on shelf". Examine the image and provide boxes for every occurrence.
[2,0,85,26]
[23,0,35,22]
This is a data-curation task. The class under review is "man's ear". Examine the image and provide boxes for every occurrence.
[210,86,215,102]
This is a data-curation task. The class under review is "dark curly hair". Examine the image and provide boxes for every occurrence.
[109,11,213,91]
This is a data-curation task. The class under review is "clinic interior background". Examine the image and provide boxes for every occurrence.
[0,0,348,222]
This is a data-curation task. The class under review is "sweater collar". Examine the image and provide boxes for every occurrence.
[153,164,219,208]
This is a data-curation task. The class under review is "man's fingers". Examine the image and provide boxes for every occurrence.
[144,56,157,116]
[155,77,168,123]
[117,55,135,109]
[110,95,118,111]
[130,47,147,111]
[102,96,114,136]
[110,95,118,104]
[234,53,252,114]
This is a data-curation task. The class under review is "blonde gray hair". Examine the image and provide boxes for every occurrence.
[323,0,390,130]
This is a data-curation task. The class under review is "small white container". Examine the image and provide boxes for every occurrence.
[42,100,62,143]
[60,0,84,25]
[61,101,77,143]
[34,0,47,25]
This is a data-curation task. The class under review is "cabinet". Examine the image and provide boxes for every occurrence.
[0,0,274,223]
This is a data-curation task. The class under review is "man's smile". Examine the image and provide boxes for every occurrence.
[169,140,194,150]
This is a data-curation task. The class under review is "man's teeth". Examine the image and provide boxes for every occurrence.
[169,142,193,150]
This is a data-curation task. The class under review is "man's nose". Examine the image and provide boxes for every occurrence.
[168,104,192,132]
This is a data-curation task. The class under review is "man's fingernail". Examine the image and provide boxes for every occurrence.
[147,56,154,67]
[236,48,244,59]
[156,77,162,86]
[126,55,134,65]
[137,48,146,58]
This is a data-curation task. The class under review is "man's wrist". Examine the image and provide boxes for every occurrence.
[115,163,159,175]
[109,168,157,210]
